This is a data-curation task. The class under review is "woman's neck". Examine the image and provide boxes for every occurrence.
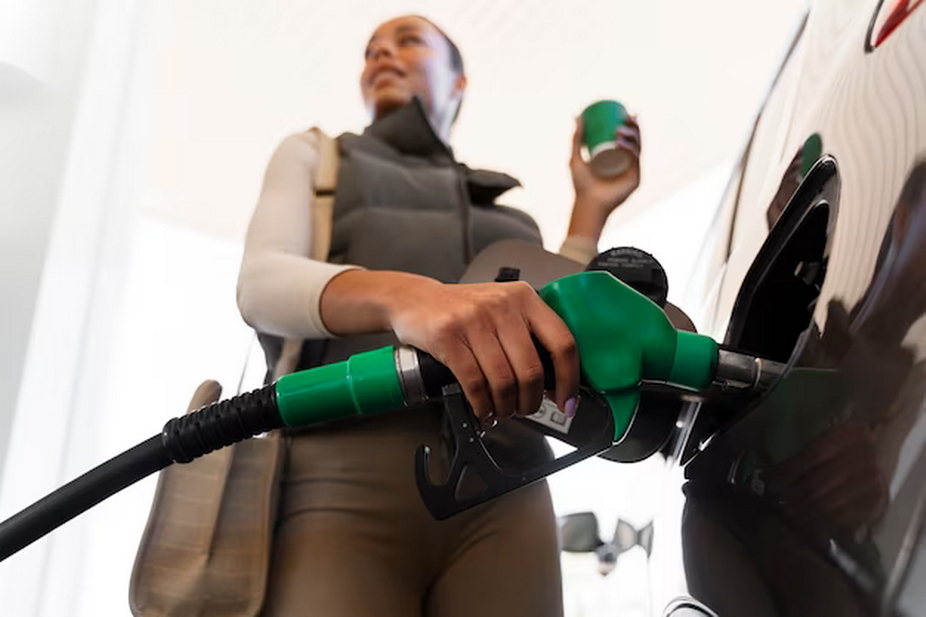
[371,98,453,146]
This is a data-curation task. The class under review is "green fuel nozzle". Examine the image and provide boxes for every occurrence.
[158,269,786,464]
[272,271,785,441]
[539,271,717,440]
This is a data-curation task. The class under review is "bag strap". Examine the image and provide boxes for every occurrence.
[273,127,339,381]
[308,127,338,262]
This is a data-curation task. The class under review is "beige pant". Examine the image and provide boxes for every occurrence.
[260,406,563,617]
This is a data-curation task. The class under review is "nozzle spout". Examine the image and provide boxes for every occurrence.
[714,349,786,392]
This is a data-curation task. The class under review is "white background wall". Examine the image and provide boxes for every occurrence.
[0,0,98,500]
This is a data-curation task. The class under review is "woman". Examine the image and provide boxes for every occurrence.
[237,14,642,616]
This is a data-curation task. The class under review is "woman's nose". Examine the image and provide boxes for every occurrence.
[368,40,396,61]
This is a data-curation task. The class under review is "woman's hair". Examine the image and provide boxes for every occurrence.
[412,15,465,122]
[413,15,464,76]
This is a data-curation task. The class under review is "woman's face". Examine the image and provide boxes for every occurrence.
[361,16,465,126]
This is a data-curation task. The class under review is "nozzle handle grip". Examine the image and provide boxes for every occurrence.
[415,339,556,400]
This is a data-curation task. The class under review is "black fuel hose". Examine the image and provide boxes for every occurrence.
[0,384,281,562]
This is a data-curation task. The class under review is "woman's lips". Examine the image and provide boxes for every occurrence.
[369,67,405,86]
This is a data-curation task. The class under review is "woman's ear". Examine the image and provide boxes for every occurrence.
[454,73,468,96]
[454,74,468,111]
[448,73,467,124]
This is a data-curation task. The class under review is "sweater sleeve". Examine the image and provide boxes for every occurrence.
[558,235,599,266]
[237,131,361,339]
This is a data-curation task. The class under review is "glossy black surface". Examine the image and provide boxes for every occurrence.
[676,2,926,614]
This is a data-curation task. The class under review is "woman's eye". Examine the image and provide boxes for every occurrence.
[400,34,423,46]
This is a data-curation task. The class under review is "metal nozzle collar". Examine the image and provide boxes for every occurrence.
[395,346,428,406]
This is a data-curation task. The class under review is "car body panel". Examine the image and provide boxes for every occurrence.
[676,1,926,614]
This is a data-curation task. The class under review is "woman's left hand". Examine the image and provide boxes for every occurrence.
[568,115,641,240]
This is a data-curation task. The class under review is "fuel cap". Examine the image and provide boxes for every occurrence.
[585,247,669,307]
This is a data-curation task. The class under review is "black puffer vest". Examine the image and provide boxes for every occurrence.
[280,99,553,470]
[297,98,543,368]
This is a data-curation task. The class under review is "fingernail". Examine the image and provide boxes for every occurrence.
[565,396,579,418]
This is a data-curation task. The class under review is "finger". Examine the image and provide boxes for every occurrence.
[616,126,641,147]
[525,298,579,412]
[437,340,494,421]
[615,136,642,159]
[467,326,519,419]
[186,380,222,414]
[616,124,640,157]
[497,319,546,416]
[571,117,584,162]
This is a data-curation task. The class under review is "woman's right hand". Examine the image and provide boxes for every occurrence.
[320,270,581,423]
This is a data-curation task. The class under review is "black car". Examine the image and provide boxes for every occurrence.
[669,1,926,615]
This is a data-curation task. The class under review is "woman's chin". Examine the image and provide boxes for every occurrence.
[372,93,413,119]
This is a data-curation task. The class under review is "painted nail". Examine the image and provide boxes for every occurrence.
[565,396,579,418]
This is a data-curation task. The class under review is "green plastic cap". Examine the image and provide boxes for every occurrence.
[276,346,405,427]
[669,330,718,391]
